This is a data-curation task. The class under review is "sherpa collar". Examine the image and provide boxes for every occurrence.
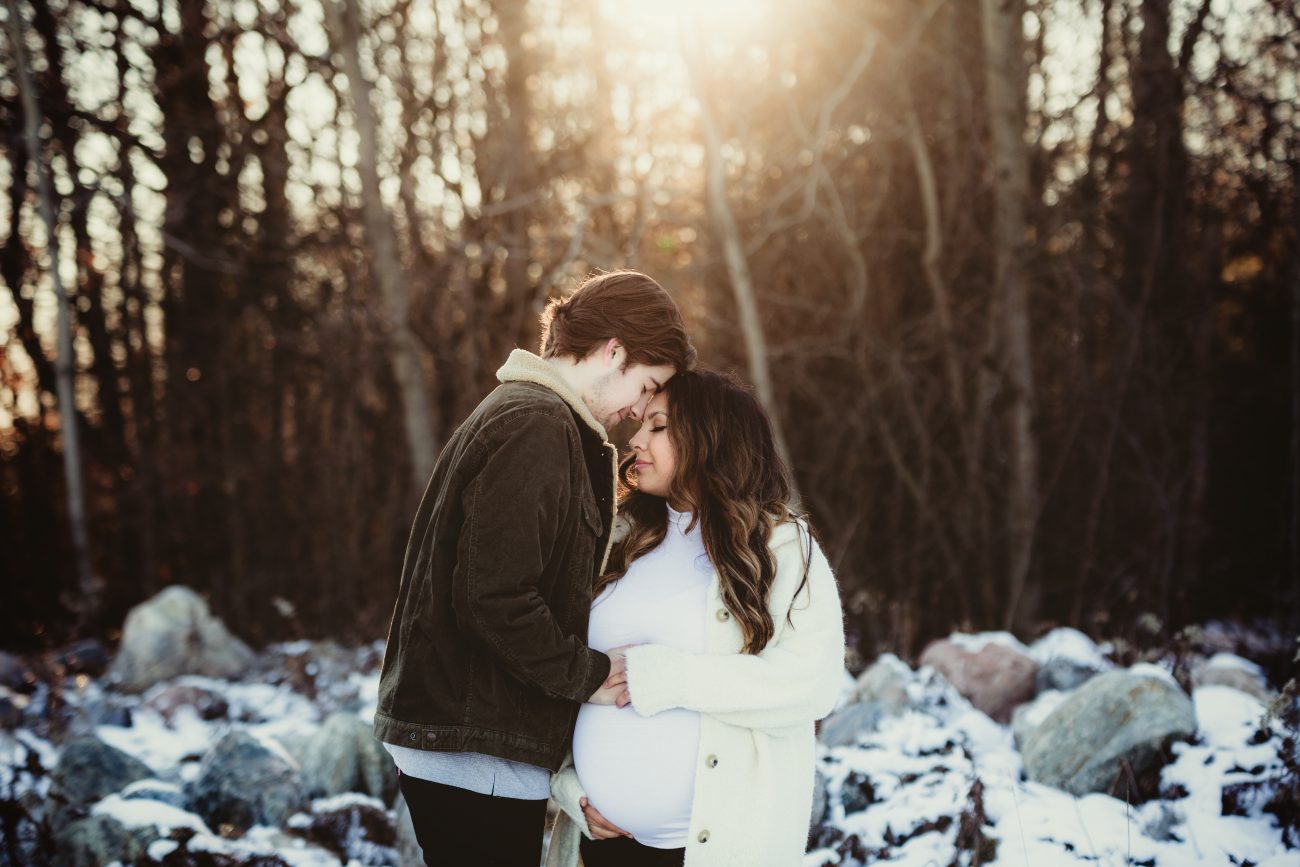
[496,349,610,444]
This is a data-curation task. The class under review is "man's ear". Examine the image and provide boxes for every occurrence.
[602,338,622,368]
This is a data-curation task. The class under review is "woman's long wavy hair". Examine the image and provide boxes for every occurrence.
[596,369,797,654]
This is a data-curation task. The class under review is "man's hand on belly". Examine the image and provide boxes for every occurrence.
[586,644,637,707]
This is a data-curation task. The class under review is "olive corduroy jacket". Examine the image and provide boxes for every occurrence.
[373,349,619,772]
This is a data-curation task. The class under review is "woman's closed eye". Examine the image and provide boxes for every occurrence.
[650,426,666,433]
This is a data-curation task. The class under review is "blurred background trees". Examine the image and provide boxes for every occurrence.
[1,0,1296,659]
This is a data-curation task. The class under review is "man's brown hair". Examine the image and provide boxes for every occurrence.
[539,270,695,372]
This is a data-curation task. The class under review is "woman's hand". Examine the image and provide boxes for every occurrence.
[601,643,638,695]
[581,796,632,839]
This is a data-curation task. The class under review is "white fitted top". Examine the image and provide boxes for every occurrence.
[572,507,713,848]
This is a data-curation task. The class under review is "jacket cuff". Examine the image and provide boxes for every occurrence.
[571,647,612,704]
[624,644,685,717]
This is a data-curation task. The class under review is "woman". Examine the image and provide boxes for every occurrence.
[546,369,846,867]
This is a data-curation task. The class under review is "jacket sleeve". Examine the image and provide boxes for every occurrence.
[452,411,610,704]
[622,534,846,730]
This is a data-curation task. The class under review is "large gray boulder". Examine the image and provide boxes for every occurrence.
[920,634,1039,723]
[51,736,153,808]
[1010,689,1068,749]
[109,586,255,692]
[188,730,307,832]
[1021,669,1196,796]
[286,712,398,804]
[818,702,887,748]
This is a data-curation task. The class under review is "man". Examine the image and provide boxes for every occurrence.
[374,270,695,865]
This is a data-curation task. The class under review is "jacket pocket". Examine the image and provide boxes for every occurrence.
[579,491,603,533]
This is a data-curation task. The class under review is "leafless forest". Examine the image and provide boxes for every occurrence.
[1,0,1296,659]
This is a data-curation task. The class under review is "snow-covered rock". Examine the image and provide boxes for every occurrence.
[56,639,111,677]
[851,653,913,711]
[283,711,397,804]
[1021,669,1196,796]
[51,735,153,809]
[809,710,996,865]
[143,681,231,723]
[1192,653,1274,702]
[290,794,400,866]
[109,585,256,692]
[0,650,32,692]
[819,701,888,749]
[1029,626,1113,693]
[120,777,187,808]
[920,634,1039,723]
[822,655,954,747]
[52,813,154,867]
[188,730,308,832]
[0,687,21,728]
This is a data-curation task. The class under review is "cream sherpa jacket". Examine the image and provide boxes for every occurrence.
[545,519,846,867]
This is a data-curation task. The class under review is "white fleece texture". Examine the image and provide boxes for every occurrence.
[547,521,847,867]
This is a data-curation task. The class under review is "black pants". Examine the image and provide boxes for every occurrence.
[399,772,548,866]
[579,835,686,867]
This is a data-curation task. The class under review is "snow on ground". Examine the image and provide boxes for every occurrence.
[806,676,1295,867]
[5,633,1293,866]
[1,642,389,866]
[93,793,212,834]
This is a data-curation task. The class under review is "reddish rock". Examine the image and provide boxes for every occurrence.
[919,636,1039,722]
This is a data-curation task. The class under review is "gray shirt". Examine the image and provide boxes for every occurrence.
[384,743,551,800]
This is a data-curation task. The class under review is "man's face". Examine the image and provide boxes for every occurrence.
[584,356,675,430]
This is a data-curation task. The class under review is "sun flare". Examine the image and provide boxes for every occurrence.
[599,0,776,43]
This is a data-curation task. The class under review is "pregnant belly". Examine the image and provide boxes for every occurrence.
[572,704,702,847]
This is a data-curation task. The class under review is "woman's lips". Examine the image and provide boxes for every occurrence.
[635,460,650,470]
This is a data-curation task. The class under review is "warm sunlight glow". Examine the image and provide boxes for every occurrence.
[599,0,776,45]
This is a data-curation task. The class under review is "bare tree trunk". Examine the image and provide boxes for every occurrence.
[683,37,793,474]
[980,0,1041,631]
[326,0,438,487]
[1289,156,1300,635]
[6,0,99,626]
